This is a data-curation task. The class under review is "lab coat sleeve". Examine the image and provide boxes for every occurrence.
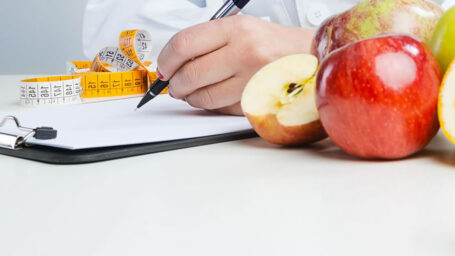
[442,0,455,9]
[82,0,223,61]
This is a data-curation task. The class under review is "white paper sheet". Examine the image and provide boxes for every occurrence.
[0,95,252,150]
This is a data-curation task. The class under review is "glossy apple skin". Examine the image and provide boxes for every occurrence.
[430,6,455,73]
[316,35,441,159]
[311,0,443,62]
[245,114,327,146]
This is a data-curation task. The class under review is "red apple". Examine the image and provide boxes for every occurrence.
[316,35,441,159]
[311,0,443,62]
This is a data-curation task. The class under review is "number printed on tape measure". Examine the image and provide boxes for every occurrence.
[80,71,150,98]
[20,76,83,106]
[21,29,164,106]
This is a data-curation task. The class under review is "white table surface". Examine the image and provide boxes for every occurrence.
[0,75,454,256]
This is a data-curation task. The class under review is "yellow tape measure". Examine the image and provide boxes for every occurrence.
[21,29,165,106]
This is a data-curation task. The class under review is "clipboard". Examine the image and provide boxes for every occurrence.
[0,96,257,164]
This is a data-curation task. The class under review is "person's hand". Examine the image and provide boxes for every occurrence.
[157,15,314,116]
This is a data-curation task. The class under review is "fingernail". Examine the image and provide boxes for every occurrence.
[156,68,164,80]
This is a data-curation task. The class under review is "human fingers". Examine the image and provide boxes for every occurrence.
[211,102,243,116]
[157,18,233,80]
[168,46,238,99]
[184,77,245,111]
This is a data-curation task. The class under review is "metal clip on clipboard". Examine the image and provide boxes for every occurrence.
[0,116,57,150]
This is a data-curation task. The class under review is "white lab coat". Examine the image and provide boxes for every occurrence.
[83,0,449,61]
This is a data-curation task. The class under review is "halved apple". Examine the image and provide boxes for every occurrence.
[241,54,327,146]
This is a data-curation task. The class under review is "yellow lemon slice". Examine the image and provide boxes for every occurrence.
[438,58,455,144]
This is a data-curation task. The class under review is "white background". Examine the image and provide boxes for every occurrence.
[0,0,88,74]
[0,0,449,75]
[0,0,210,75]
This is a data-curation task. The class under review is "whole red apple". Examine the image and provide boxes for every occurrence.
[316,35,441,159]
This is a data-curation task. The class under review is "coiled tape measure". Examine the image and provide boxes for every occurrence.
[20,29,164,106]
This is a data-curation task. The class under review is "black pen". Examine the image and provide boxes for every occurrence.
[136,0,251,110]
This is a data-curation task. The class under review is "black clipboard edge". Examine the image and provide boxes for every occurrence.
[0,130,257,165]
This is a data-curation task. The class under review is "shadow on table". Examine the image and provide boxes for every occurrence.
[238,135,455,166]
[237,137,362,162]
[412,135,455,168]
[414,149,455,167]
[434,152,455,167]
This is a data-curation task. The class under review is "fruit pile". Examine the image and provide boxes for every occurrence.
[241,0,455,160]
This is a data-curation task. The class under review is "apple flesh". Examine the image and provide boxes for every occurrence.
[241,54,327,146]
[316,35,441,159]
[311,0,443,62]
[430,6,455,73]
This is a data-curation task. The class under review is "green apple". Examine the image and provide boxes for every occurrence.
[430,6,455,73]
[311,0,444,62]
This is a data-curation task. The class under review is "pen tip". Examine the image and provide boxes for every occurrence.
[134,108,139,112]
